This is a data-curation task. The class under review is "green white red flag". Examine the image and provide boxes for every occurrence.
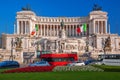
[76,23,87,33]
[31,29,36,35]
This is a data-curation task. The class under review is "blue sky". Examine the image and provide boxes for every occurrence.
[0,0,120,35]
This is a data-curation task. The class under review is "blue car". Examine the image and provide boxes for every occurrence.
[29,61,50,67]
[84,59,96,65]
[0,60,20,68]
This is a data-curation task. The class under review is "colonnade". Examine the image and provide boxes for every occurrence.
[17,21,30,34]
[36,24,87,37]
[16,20,107,37]
[94,20,107,34]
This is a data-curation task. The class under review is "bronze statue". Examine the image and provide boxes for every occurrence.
[60,20,64,29]
[93,4,102,11]
[104,36,111,52]
[22,4,31,11]
[15,37,22,48]
[105,36,111,48]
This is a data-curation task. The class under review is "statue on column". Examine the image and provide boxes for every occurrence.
[61,20,64,29]
[59,20,66,39]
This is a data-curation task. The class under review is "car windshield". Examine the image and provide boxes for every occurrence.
[36,61,46,64]
[72,61,82,63]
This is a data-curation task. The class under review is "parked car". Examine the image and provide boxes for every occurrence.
[29,61,50,67]
[94,61,104,65]
[84,59,96,65]
[84,60,103,65]
[0,60,20,68]
[67,61,85,66]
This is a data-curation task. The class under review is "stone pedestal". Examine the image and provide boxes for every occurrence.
[59,29,66,39]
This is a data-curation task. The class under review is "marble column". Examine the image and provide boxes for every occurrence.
[23,21,25,34]
[102,21,106,34]
[89,21,91,35]
[25,21,26,34]
[97,21,99,34]
[47,25,48,36]
[19,21,21,34]
[54,25,55,36]
[20,21,22,34]
[43,25,45,36]
[68,25,70,36]
[57,25,58,36]
[99,21,101,34]
[66,25,68,36]
[72,25,74,36]
[75,25,77,37]
[95,21,97,33]
[101,21,103,34]
[22,21,24,34]
[50,25,52,36]
[17,21,19,34]
[41,25,43,36]
[105,20,107,34]
[93,20,95,34]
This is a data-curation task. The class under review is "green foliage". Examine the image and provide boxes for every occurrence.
[92,65,120,72]
[52,65,104,72]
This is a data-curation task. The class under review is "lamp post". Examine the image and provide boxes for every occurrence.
[91,34,96,51]
[10,38,14,61]
[115,38,117,51]
[86,39,89,52]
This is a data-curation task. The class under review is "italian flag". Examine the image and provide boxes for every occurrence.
[76,23,87,33]
[35,24,39,31]
[31,24,39,35]
[83,23,87,32]
[31,29,36,35]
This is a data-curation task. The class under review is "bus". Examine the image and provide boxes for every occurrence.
[37,50,51,58]
[40,53,78,66]
[98,54,120,66]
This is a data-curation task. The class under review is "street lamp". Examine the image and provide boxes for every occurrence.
[10,38,14,61]
[91,34,96,51]
[85,38,89,52]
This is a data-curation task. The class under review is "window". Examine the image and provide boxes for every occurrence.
[42,57,74,62]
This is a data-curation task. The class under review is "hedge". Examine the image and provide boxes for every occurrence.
[52,65,104,72]
[92,65,120,72]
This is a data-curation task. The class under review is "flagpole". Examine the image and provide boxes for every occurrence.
[109,24,110,34]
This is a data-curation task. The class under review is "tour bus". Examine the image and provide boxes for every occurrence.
[98,54,120,66]
[40,53,78,66]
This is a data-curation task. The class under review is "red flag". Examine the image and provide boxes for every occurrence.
[76,27,81,33]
